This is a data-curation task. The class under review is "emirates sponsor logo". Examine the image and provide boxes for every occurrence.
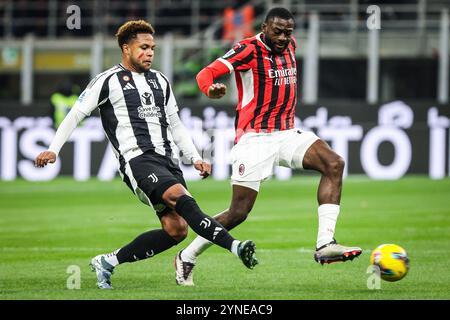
[268,67,297,78]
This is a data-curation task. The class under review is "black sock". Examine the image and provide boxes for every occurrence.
[116,229,178,263]
[175,195,235,251]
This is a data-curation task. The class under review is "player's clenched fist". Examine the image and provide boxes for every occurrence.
[207,83,227,99]
[34,151,57,168]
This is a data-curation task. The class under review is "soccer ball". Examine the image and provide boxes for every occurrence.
[370,244,410,282]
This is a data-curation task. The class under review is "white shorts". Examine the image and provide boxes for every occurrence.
[230,129,319,192]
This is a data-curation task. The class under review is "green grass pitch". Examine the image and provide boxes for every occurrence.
[1,176,449,300]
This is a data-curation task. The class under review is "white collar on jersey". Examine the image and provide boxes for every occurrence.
[256,32,272,51]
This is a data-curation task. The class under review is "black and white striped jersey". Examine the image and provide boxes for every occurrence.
[74,64,179,163]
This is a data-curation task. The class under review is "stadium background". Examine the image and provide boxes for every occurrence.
[1,0,450,300]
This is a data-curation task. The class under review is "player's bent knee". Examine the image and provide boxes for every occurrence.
[162,184,190,209]
[235,212,249,225]
[161,210,189,243]
[229,205,252,224]
[163,221,188,243]
[336,156,345,172]
[171,229,188,243]
[326,156,345,177]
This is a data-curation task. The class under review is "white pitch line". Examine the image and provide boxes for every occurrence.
[0,247,108,252]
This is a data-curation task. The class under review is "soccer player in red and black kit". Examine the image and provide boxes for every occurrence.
[175,8,362,286]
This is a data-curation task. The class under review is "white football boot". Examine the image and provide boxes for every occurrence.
[314,239,362,265]
[89,254,115,289]
[175,250,195,286]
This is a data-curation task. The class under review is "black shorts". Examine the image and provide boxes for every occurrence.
[121,151,187,217]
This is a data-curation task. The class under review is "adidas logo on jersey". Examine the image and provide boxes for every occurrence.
[123,83,135,90]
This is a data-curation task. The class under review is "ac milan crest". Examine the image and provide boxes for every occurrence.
[239,164,245,176]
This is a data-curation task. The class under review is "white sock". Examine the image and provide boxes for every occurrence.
[103,249,120,267]
[231,240,240,257]
[180,236,213,263]
[316,204,340,248]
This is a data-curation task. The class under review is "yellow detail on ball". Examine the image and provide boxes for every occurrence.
[370,244,410,282]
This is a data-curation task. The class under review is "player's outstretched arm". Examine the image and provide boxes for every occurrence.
[34,108,86,168]
[35,70,108,168]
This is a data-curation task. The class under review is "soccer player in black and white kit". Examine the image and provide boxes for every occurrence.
[34,20,258,289]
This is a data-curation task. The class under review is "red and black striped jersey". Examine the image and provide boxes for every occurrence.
[196,32,298,143]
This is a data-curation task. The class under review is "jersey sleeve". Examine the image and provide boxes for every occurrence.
[217,42,254,73]
[196,60,230,96]
[168,112,202,164]
[73,73,110,116]
[48,108,87,156]
[196,43,255,96]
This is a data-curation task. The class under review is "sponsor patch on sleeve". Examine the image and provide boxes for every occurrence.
[222,48,236,59]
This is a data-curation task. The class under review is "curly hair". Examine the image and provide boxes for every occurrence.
[264,7,295,24]
[115,20,155,50]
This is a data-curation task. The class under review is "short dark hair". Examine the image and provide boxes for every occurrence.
[264,7,295,24]
[115,20,155,50]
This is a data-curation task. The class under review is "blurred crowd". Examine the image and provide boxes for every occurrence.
[0,0,430,39]
[1,0,252,38]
